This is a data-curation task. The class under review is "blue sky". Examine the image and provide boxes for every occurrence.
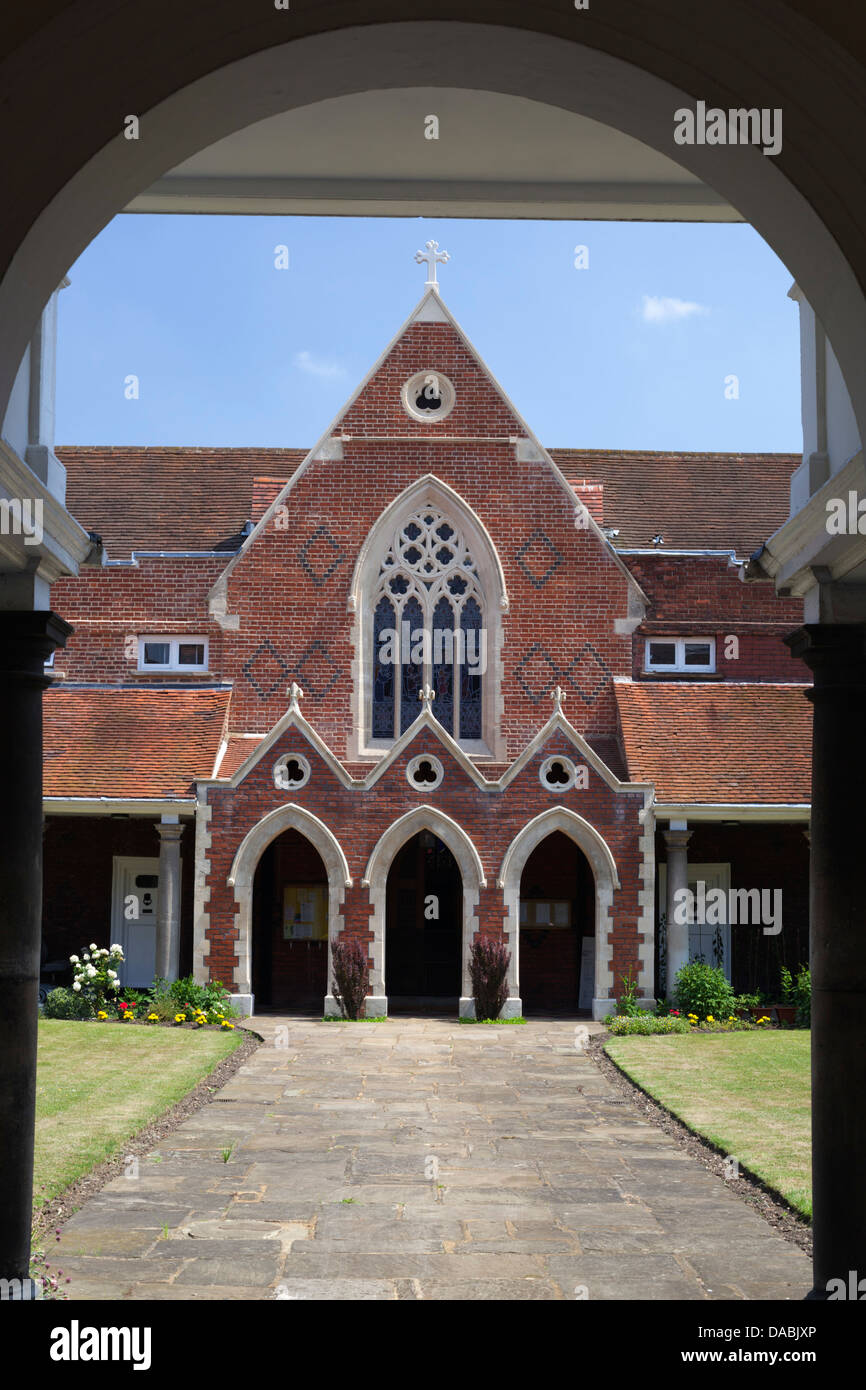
[56,215,802,453]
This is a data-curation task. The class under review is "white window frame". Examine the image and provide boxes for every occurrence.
[138,636,209,673]
[644,636,716,674]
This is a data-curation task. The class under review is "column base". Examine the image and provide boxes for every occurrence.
[323,995,388,1018]
[229,993,254,1017]
[592,997,616,1021]
[459,997,523,1019]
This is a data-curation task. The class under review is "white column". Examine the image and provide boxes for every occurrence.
[156,817,184,981]
[664,823,691,998]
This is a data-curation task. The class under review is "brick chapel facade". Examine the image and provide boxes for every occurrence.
[40,283,812,1018]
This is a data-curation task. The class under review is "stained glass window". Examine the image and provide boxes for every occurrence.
[460,598,483,739]
[372,595,396,737]
[370,506,486,744]
[432,596,455,736]
[400,597,424,733]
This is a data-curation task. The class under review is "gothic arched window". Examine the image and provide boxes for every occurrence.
[370,506,485,741]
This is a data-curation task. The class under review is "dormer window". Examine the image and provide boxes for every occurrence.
[138,637,208,672]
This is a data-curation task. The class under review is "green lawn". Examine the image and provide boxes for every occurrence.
[604,1031,811,1218]
[34,1021,246,1215]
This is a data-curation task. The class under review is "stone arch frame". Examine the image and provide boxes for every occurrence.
[221,804,352,1014]
[3,17,866,456]
[498,807,622,1021]
[349,475,509,761]
[361,805,487,1016]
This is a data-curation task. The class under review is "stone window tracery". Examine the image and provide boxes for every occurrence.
[370,506,485,741]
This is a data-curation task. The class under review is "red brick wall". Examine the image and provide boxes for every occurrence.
[50,557,226,684]
[627,553,805,683]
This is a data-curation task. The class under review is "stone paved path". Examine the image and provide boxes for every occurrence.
[56,1016,812,1300]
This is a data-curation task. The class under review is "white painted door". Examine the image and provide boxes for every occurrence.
[659,862,732,982]
[111,857,159,987]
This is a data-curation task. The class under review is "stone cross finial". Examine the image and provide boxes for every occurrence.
[415,240,450,289]
[551,685,566,714]
[288,682,304,712]
[419,684,436,713]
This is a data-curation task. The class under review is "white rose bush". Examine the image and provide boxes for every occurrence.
[70,943,125,1014]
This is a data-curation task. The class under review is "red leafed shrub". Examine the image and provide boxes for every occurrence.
[469,936,511,1020]
[331,937,370,1020]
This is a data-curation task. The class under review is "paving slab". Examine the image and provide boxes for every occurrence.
[53,1014,812,1301]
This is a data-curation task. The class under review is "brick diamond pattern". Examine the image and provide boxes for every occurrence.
[515,529,563,589]
[294,640,341,700]
[515,641,612,705]
[243,639,290,700]
[298,524,345,587]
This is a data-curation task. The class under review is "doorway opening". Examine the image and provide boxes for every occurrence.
[385,830,462,1012]
[252,828,328,1011]
[518,830,594,1014]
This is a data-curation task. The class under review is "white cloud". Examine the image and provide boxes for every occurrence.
[293,350,346,379]
[641,295,709,324]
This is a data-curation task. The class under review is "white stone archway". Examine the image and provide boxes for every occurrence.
[362,805,488,1016]
[498,807,622,1021]
[218,804,352,1015]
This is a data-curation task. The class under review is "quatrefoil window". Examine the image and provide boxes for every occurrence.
[273,753,311,791]
[406,754,444,791]
[539,755,577,793]
[401,370,456,423]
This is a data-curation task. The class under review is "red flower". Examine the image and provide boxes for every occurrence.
[118,1002,128,1011]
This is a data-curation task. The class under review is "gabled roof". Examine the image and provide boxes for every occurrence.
[204,287,642,608]
[43,687,231,799]
[615,682,812,805]
[556,449,799,555]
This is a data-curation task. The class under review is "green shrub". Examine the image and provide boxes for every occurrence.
[733,991,764,1012]
[616,970,645,1017]
[673,961,736,1019]
[605,1014,693,1036]
[781,964,811,1027]
[147,975,239,1020]
[42,987,93,1020]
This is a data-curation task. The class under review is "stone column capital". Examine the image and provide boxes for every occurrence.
[155,822,185,845]
[0,610,72,686]
[785,622,866,694]
[663,828,692,852]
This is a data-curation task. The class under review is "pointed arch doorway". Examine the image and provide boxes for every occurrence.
[385,831,462,1012]
[252,828,329,1011]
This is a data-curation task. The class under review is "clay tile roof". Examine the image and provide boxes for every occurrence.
[615,682,812,804]
[56,446,799,559]
[551,449,799,554]
[216,735,266,779]
[56,448,304,559]
[43,687,231,799]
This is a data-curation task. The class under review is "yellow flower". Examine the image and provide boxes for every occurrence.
[174,1013,185,1023]
[220,1020,235,1029]
[706,1015,715,1022]
[147,1012,159,1021]
[97,1011,108,1020]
